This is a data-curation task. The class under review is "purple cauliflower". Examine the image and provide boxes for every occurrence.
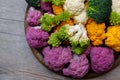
[40,1,52,13]
[42,46,73,71]
[26,7,42,26]
[26,26,49,48]
[63,54,89,78]
[90,47,114,73]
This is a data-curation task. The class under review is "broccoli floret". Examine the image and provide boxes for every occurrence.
[40,11,71,32]
[110,11,120,25]
[26,0,40,8]
[42,0,65,6]
[48,32,61,47]
[87,0,112,23]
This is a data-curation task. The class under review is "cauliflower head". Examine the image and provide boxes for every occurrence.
[63,0,85,16]
[26,26,49,48]
[73,8,88,25]
[112,0,120,14]
[63,54,89,78]
[58,24,90,54]
[42,46,73,71]
[105,25,120,52]
[90,47,114,73]
[86,19,106,46]
[26,7,42,26]
[40,0,52,12]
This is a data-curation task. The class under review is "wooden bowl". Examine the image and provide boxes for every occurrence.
[24,6,120,79]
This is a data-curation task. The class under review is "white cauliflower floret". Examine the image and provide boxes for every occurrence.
[63,0,85,16]
[73,8,88,25]
[67,24,89,44]
[112,0,120,13]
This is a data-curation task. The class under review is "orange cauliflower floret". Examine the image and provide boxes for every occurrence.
[52,5,64,15]
[105,25,120,52]
[86,19,106,46]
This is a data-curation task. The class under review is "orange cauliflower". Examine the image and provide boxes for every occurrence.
[86,19,106,46]
[52,5,63,15]
[105,25,120,52]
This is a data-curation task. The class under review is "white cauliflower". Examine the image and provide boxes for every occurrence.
[67,24,89,45]
[73,8,88,25]
[63,0,85,16]
[112,0,120,13]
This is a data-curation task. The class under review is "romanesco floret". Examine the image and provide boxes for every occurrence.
[48,32,61,47]
[110,11,120,25]
[40,11,71,31]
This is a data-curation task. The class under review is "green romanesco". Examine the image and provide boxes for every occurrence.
[48,32,61,47]
[40,11,71,32]
[110,11,120,25]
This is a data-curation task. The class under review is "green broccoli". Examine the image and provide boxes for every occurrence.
[40,11,71,32]
[110,11,120,25]
[87,0,112,23]
[42,0,65,6]
[26,0,40,8]
[48,32,61,47]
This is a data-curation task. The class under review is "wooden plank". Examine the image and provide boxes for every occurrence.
[0,19,24,36]
[0,33,59,80]
[0,0,27,21]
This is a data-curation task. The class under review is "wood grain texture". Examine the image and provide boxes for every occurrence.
[0,0,120,80]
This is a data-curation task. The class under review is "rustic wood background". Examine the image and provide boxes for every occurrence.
[0,0,120,80]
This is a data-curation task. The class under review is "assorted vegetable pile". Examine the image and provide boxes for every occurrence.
[25,0,120,78]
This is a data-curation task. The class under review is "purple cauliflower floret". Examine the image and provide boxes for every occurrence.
[90,47,114,73]
[40,1,52,13]
[42,46,73,71]
[63,54,89,78]
[26,26,49,48]
[26,7,42,26]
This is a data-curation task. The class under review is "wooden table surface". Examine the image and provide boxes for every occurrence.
[0,0,120,80]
